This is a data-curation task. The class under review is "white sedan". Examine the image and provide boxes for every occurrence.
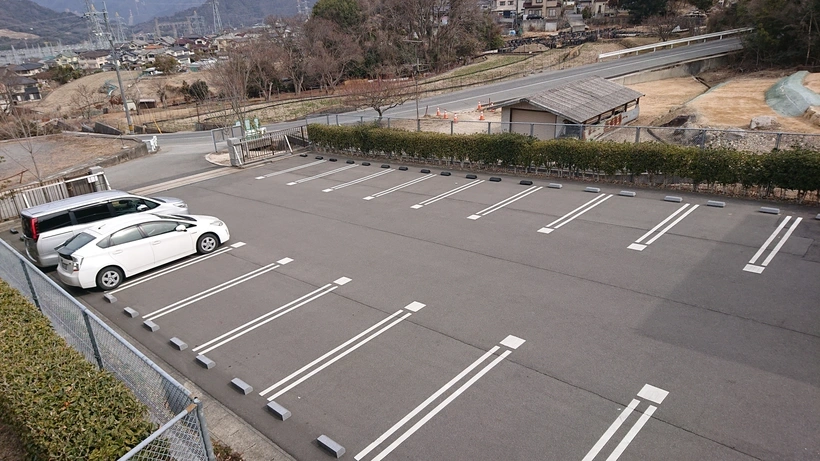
[57,213,230,290]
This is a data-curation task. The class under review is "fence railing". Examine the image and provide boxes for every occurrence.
[597,27,754,61]
[227,125,310,166]
[0,169,111,222]
[0,239,215,461]
[305,114,820,153]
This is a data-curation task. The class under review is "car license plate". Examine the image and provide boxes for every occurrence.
[60,259,71,271]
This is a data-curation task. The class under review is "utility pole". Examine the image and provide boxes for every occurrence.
[100,4,134,133]
[404,39,423,120]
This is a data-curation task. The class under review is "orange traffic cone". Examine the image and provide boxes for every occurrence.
[479,111,485,121]
[453,113,458,123]
[477,101,483,111]
[443,111,448,119]
[436,107,441,117]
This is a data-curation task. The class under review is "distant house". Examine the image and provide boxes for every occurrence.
[491,76,643,141]
[9,62,44,77]
[0,67,42,104]
[54,51,80,69]
[78,50,111,70]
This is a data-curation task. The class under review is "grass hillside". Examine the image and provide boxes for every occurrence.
[0,0,87,50]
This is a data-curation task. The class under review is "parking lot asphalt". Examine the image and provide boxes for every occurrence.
[9,155,819,461]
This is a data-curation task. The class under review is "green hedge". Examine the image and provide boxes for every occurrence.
[308,124,820,198]
[0,279,155,460]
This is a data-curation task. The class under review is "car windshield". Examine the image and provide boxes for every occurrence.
[57,232,96,256]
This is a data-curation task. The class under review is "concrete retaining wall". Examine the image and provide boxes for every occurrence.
[610,55,730,85]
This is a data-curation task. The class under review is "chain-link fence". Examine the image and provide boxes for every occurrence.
[307,114,820,153]
[0,238,215,461]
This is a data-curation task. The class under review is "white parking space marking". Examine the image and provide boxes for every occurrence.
[323,169,395,192]
[636,384,669,405]
[286,164,358,186]
[364,174,435,200]
[110,243,244,294]
[628,204,699,251]
[582,384,669,461]
[538,194,613,234]
[467,186,542,220]
[743,216,803,273]
[357,336,525,461]
[260,301,426,401]
[143,258,293,321]
[193,278,348,355]
[255,159,326,180]
[411,179,484,209]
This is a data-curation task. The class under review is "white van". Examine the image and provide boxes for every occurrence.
[20,190,189,268]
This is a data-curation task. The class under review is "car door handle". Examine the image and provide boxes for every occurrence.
[152,241,161,245]
[113,250,123,254]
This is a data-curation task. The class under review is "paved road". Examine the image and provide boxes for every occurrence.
[46,156,819,461]
[117,38,742,191]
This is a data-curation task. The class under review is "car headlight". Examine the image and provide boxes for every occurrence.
[211,220,225,226]
[173,202,187,208]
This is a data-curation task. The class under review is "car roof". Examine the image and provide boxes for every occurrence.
[85,213,167,236]
[21,190,138,217]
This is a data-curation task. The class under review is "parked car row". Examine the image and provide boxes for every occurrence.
[20,190,230,291]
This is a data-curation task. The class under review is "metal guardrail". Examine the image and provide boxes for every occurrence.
[597,28,754,61]
[227,125,310,166]
[0,239,215,460]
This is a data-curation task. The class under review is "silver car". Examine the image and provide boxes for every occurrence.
[20,190,188,268]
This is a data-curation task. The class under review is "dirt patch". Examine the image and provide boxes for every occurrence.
[0,29,38,40]
[626,77,708,125]
[0,420,25,461]
[0,134,142,185]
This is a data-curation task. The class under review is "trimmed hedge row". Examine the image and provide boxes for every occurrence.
[308,124,820,198]
[0,280,155,460]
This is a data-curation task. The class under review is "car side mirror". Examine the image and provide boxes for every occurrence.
[175,224,187,232]
[137,204,148,211]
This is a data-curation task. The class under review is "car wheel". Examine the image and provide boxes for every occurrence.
[96,266,124,291]
[196,233,219,254]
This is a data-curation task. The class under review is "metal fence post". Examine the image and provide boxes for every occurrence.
[19,260,41,311]
[487,122,491,134]
[450,120,454,135]
[530,123,534,137]
[699,129,706,149]
[360,116,364,124]
[195,398,217,461]
[387,118,391,129]
[417,118,421,132]
[327,114,331,125]
[775,133,782,150]
[635,127,641,143]
[81,310,104,370]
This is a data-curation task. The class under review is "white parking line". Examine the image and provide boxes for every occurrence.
[468,186,542,220]
[411,179,484,209]
[743,216,802,273]
[255,159,326,179]
[261,302,426,401]
[286,164,358,185]
[322,169,394,192]
[628,204,699,251]
[538,194,613,234]
[110,244,239,293]
[357,335,525,461]
[143,257,293,321]
[364,174,435,200]
[192,279,347,355]
[582,384,669,461]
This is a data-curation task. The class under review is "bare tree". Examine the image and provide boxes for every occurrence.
[306,18,363,93]
[70,83,106,119]
[343,76,413,118]
[645,14,679,41]
[210,45,254,127]
[150,78,170,108]
[265,15,311,95]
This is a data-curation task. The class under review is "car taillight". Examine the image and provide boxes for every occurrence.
[29,217,38,241]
